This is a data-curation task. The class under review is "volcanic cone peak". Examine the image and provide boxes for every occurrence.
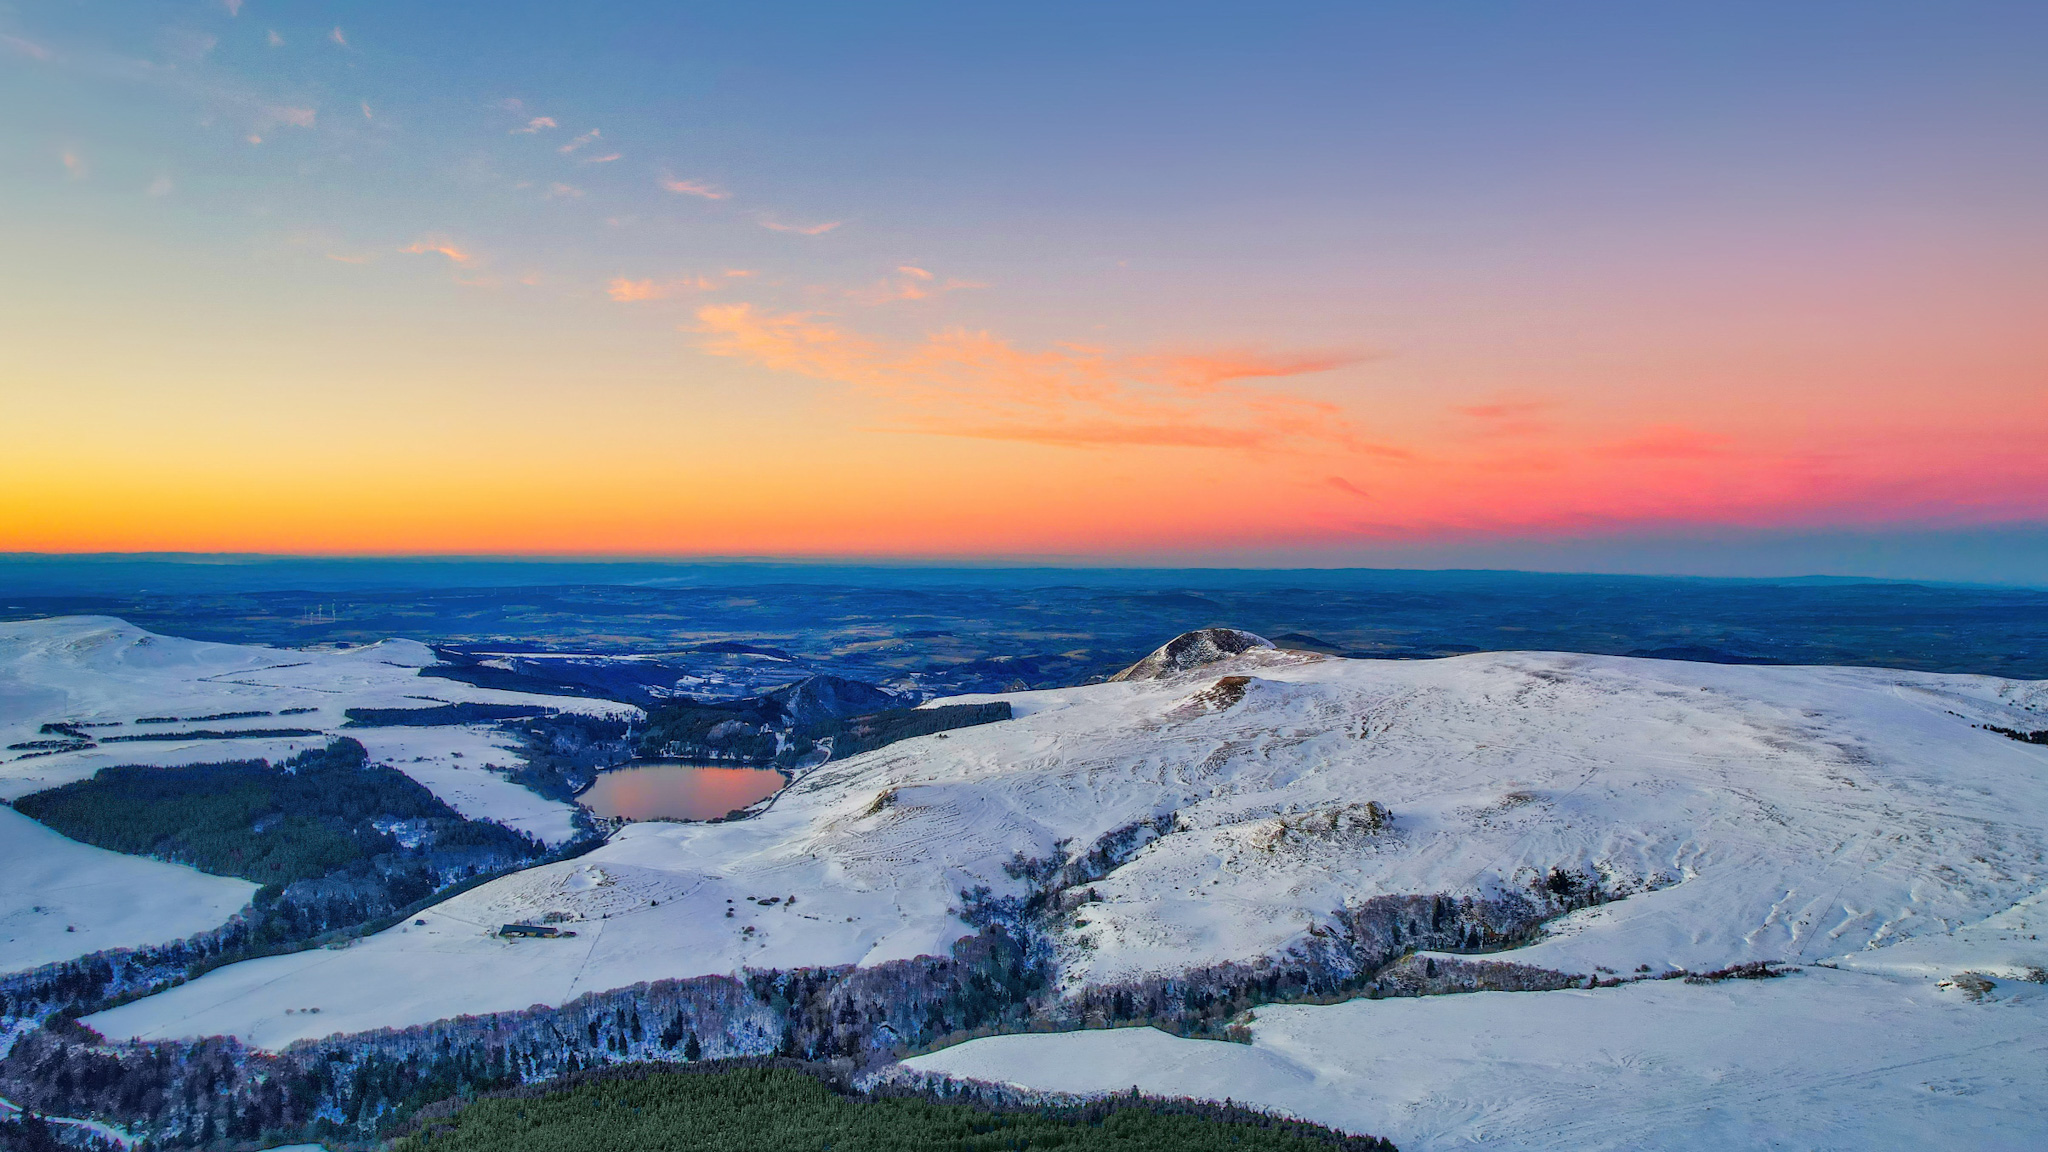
[1108,627,1276,682]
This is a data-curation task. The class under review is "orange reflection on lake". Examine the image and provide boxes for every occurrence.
[579,764,787,821]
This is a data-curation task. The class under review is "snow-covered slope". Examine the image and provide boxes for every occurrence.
[903,970,2048,1152]
[85,641,2048,1052]
[0,617,610,843]
[0,806,257,974]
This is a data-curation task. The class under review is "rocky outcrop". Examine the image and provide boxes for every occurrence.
[1108,629,1275,682]
[765,675,905,726]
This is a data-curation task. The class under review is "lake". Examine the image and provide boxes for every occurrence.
[579,764,788,821]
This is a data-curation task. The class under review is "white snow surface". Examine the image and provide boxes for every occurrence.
[903,969,2048,1151]
[0,616,601,844]
[0,806,257,974]
[83,644,2048,1054]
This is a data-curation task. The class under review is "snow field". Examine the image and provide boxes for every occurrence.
[0,806,257,976]
[903,967,2048,1152]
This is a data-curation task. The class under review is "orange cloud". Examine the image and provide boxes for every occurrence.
[850,266,987,305]
[1142,349,1363,391]
[760,217,842,235]
[1328,476,1371,499]
[661,177,728,199]
[511,116,557,134]
[400,240,474,265]
[694,303,1380,454]
[608,276,715,302]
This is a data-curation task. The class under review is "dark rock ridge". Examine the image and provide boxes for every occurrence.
[765,675,906,726]
[1109,628,1276,682]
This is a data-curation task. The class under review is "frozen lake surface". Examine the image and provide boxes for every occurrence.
[579,764,786,821]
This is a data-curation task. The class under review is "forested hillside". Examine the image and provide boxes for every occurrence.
[393,1062,1394,1152]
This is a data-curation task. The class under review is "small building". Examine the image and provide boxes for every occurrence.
[499,923,575,939]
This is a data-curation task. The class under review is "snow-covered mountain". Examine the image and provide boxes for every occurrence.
[87,630,2048,1042]
[11,618,2048,1149]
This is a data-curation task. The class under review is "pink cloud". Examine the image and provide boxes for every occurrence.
[661,177,728,199]
[329,26,348,48]
[3,34,54,61]
[511,116,557,134]
[582,152,622,164]
[559,129,600,154]
[759,217,842,236]
[400,240,474,265]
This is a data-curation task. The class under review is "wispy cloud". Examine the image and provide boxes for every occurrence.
[260,105,316,129]
[693,304,1375,453]
[400,239,474,265]
[325,252,373,264]
[582,152,622,164]
[1453,398,1553,438]
[759,216,843,236]
[1327,476,1371,499]
[223,0,243,15]
[661,176,728,200]
[559,128,600,154]
[329,27,348,48]
[2,33,53,61]
[608,276,717,302]
[511,116,557,134]
[361,101,374,120]
[545,182,583,199]
[266,30,283,47]
[849,266,987,305]
[498,97,525,112]
[60,149,87,179]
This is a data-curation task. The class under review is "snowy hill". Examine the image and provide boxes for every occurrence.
[84,634,2048,1061]
[0,617,629,974]
[0,617,614,840]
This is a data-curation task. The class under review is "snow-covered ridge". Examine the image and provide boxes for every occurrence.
[81,630,2048,1053]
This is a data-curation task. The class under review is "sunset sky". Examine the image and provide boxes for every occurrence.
[4,2,2046,575]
